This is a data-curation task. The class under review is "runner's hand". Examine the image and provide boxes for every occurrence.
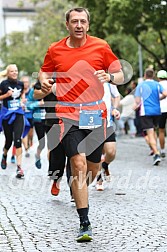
[6,90,13,97]
[112,109,120,120]
[94,70,110,83]
[41,79,54,93]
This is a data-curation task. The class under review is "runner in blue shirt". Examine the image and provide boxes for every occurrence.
[135,68,167,165]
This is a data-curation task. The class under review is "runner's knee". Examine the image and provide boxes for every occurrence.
[14,139,22,148]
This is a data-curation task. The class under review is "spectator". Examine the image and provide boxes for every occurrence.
[118,87,136,137]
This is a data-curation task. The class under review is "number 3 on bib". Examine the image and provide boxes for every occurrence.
[79,110,102,129]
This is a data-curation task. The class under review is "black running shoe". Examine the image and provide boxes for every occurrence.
[1,155,7,169]
[153,154,161,166]
[35,154,41,169]
[16,166,24,178]
[161,152,166,158]
[76,220,92,242]
[25,152,30,158]
[149,150,154,156]
[11,155,16,164]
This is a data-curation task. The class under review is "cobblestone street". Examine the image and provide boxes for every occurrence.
[0,132,167,252]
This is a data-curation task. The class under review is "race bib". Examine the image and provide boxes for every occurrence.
[8,100,20,110]
[33,109,46,120]
[79,110,102,129]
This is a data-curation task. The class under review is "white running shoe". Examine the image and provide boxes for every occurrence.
[96,182,104,191]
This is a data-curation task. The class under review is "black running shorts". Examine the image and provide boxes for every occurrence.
[140,115,160,130]
[62,120,108,163]
[158,112,167,129]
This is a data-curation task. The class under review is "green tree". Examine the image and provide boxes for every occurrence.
[0,32,41,74]
[1,0,166,77]
[73,0,167,73]
[106,0,167,70]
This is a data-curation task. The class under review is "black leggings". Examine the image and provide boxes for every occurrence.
[34,121,46,151]
[2,114,24,150]
[45,124,66,179]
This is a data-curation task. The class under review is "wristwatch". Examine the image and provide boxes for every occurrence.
[109,73,114,83]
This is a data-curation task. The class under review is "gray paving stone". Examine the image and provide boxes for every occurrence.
[0,133,167,251]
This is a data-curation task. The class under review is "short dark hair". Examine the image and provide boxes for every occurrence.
[65,7,90,22]
[144,68,154,79]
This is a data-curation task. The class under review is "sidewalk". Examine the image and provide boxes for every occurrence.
[0,132,167,252]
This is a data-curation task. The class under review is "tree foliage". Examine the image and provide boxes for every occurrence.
[106,0,167,70]
[73,0,167,73]
[0,32,40,74]
[0,0,166,77]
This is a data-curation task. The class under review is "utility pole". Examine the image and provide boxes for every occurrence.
[138,44,143,78]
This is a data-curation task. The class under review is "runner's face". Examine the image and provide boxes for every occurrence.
[7,66,18,80]
[66,11,89,40]
[22,77,30,89]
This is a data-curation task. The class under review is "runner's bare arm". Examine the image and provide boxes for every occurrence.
[33,89,52,100]
[0,90,13,100]
[160,90,167,100]
[134,96,141,110]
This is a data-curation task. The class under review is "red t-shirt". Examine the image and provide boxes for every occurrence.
[41,35,121,121]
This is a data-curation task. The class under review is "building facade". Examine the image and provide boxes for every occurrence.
[0,0,39,39]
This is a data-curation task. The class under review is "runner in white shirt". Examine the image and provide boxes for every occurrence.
[96,83,120,191]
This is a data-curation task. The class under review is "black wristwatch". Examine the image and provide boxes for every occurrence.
[109,73,114,83]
